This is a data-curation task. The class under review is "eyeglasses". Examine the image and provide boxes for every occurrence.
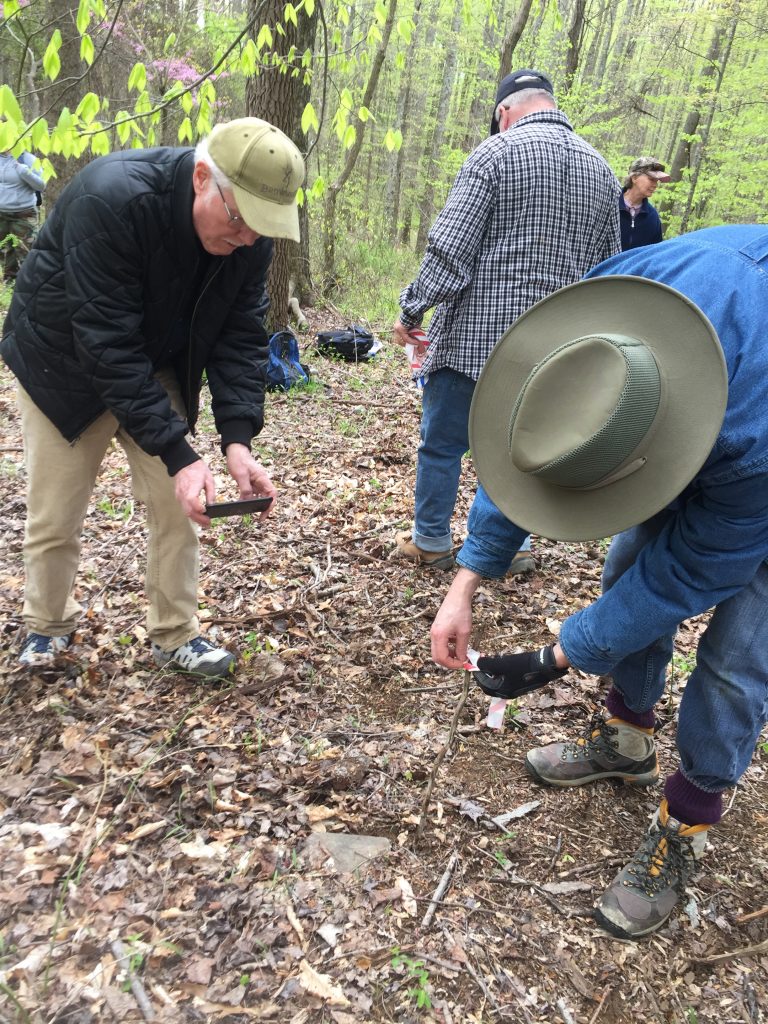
[216,182,245,227]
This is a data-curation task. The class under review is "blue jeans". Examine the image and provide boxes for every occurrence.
[602,515,768,792]
[414,368,531,555]
[457,483,530,577]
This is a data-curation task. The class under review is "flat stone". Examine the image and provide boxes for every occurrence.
[304,832,391,874]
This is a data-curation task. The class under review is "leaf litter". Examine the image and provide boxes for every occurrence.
[1,315,767,1023]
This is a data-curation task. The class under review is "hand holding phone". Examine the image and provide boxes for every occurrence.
[204,496,273,518]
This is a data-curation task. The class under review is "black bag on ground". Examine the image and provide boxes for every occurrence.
[315,323,378,362]
[265,329,310,392]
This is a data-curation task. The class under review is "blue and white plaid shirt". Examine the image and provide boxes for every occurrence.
[399,110,621,381]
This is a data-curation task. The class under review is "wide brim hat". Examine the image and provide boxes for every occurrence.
[207,118,305,242]
[469,276,727,541]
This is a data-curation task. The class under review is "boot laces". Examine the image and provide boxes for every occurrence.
[561,712,617,759]
[625,821,697,897]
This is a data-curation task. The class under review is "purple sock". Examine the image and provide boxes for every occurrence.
[664,770,723,825]
[605,686,655,730]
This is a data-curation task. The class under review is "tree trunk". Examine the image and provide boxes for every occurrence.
[563,0,588,89]
[415,0,463,253]
[246,0,318,329]
[322,0,398,291]
[679,15,738,233]
[499,0,536,78]
[386,0,423,240]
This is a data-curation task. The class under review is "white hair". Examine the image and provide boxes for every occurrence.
[194,137,232,190]
[495,87,556,125]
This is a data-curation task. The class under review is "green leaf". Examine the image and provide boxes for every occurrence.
[80,33,95,66]
[384,128,396,152]
[300,101,319,135]
[75,92,100,123]
[0,84,23,125]
[181,90,194,115]
[241,38,258,75]
[3,1,21,17]
[256,23,273,52]
[342,124,356,149]
[163,32,177,54]
[358,106,373,123]
[43,30,63,82]
[284,2,298,27]
[127,62,147,94]
[116,114,132,145]
[178,117,193,143]
[304,0,315,14]
[295,185,304,207]
[90,124,110,156]
[396,17,413,43]
[76,0,90,34]
[31,118,51,154]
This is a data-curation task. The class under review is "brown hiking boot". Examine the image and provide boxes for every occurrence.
[595,798,709,938]
[525,712,659,787]
[390,530,455,570]
[508,551,536,575]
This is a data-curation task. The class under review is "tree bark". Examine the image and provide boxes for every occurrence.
[246,0,318,329]
[322,0,398,290]
[499,0,535,78]
[415,0,463,253]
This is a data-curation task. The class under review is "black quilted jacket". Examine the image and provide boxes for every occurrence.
[1,147,272,474]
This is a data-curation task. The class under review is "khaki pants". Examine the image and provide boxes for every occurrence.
[17,369,200,649]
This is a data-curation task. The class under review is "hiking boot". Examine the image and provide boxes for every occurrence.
[18,632,72,667]
[508,551,536,575]
[525,712,659,787]
[152,636,236,680]
[390,530,455,570]
[595,798,709,938]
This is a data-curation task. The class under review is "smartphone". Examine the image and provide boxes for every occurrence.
[204,496,273,518]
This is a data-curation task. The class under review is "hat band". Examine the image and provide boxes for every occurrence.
[508,335,661,489]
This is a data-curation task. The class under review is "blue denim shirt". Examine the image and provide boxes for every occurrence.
[458,225,768,675]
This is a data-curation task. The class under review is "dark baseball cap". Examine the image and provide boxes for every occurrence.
[490,69,555,135]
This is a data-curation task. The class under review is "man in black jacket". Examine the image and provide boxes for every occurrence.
[2,118,304,678]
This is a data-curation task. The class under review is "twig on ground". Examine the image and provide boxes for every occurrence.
[417,670,471,840]
[111,939,155,1021]
[687,936,768,966]
[735,905,768,923]
[588,986,612,1024]
[421,851,460,929]
[557,997,576,1024]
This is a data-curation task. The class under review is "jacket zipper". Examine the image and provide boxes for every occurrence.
[186,258,224,434]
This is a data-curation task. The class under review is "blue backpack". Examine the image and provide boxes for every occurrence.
[265,330,310,392]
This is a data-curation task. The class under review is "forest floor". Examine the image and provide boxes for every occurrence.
[1,312,767,1024]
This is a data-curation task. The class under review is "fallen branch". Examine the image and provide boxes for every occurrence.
[421,851,460,929]
[688,936,768,967]
[557,997,577,1024]
[417,670,471,840]
[111,939,155,1021]
[735,905,768,924]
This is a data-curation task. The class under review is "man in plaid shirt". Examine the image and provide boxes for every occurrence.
[392,69,621,571]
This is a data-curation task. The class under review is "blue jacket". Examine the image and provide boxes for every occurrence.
[458,226,768,675]
[619,193,662,250]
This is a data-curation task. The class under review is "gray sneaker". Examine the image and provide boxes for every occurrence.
[525,712,659,787]
[19,632,72,667]
[152,636,236,679]
[595,798,709,938]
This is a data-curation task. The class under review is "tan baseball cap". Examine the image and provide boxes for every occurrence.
[207,118,305,242]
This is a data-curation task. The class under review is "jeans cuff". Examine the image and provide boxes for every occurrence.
[412,529,452,553]
[455,538,511,579]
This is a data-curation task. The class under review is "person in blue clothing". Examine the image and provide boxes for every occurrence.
[0,150,45,280]
[429,225,768,939]
[619,156,670,250]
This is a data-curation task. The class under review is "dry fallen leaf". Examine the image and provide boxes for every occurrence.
[297,959,350,1006]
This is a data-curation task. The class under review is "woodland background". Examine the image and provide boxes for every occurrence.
[1,0,766,327]
[2,1,768,1023]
